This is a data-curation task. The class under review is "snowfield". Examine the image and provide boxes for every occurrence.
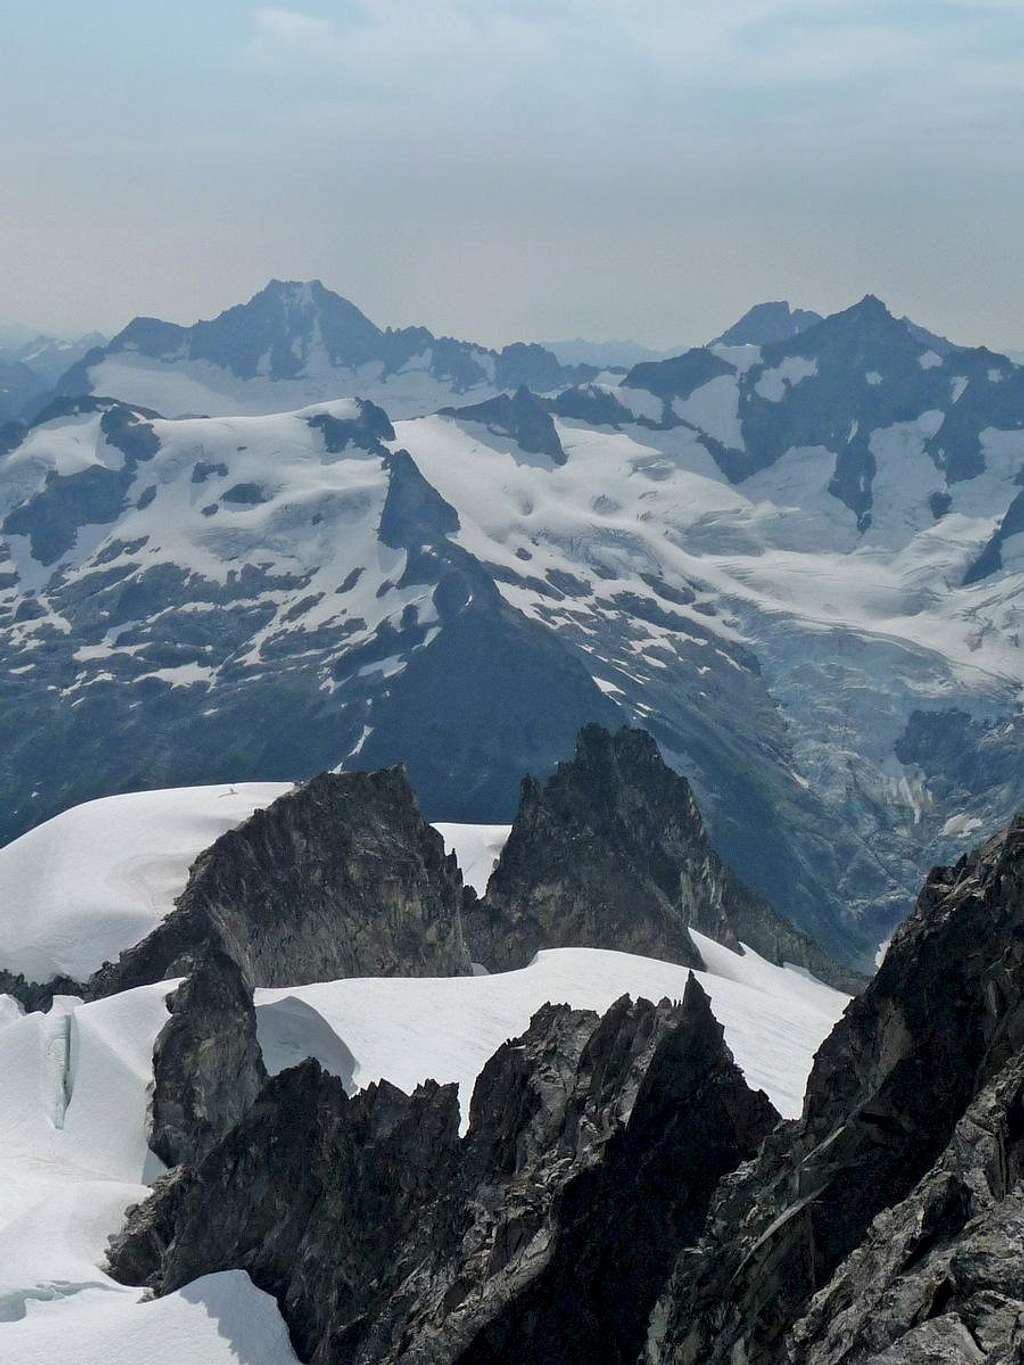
[433,821,511,895]
[256,934,847,1127]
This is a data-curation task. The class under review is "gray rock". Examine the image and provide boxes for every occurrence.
[465,724,854,990]
[149,949,267,1169]
[440,386,566,463]
[108,979,777,1365]
[647,813,1024,1365]
[791,1049,1024,1363]
[90,767,472,997]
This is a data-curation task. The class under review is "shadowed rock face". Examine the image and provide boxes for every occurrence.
[108,979,778,1365]
[791,1047,1024,1363]
[440,386,566,463]
[90,767,472,998]
[647,814,1024,1365]
[465,725,854,990]
[149,949,268,1170]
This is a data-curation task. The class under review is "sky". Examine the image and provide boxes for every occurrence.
[2,0,1023,351]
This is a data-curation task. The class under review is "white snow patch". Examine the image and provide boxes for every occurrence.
[710,342,761,373]
[917,350,943,370]
[754,356,818,402]
[432,822,511,895]
[941,812,985,838]
[673,375,744,448]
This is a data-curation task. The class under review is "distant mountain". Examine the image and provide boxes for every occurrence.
[712,300,823,347]
[0,392,618,871]
[0,323,42,349]
[10,331,107,384]
[0,359,46,425]
[605,293,1022,514]
[54,280,595,419]
[0,331,107,422]
[539,337,685,369]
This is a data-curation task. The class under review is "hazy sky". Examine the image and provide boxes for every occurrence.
[3,1,1023,350]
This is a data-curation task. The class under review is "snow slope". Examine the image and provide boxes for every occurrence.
[433,822,511,895]
[0,982,299,1363]
[7,299,1024,962]
[86,349,503,423]
[256,933,846,1126]
[0,783,294,980]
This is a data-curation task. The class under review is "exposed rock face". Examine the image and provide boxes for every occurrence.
[54,279,595,419]
[465,725,853,990]
[149,949,267,1169]
[791,1049,1024,1363]
[648,814,1024,1365]
[713,300,823,348]
[109,979,778,1365]
[90,768,472,997]
[455,979,779,1365]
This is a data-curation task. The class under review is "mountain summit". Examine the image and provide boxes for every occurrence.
[713,299,822,347]
[52,280,595,420]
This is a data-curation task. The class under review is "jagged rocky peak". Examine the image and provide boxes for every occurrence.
[647,811,1024,1365]
[90,766,472,998]
[108,979,778,1364]
[111,278,386,377]
[713,299,823,347]
[51,279,596,420]
[465,723,853,989]
[774,291,916,362]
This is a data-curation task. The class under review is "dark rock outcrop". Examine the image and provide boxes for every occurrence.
[109,980,777,1365]
[0,966,86,1014]
[647,813,1024,1365]
[440,386,566,463]
[465,725,853,990]
[455,978,779,1365]
[791,1047,1024,1363]
[90,768,472,998]
[625,347,735,402]
[148,949,267,1169]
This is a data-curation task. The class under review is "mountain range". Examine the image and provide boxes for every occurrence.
[49,280,598,421]
[2,729,1023,1361]
[3,282,1024,973]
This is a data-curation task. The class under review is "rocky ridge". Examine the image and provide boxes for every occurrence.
[1,727,848,1015]
[53,279,596,420]
[108,977,778,1365]
[90,766,472,999]
[646,812,1024,1364]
